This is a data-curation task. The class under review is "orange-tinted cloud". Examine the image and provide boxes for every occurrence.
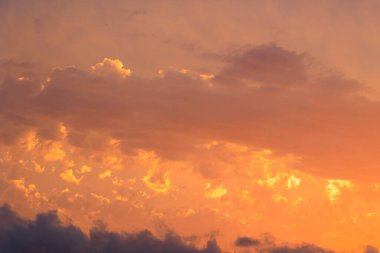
[1,46,379,181]
[2,2,380,251]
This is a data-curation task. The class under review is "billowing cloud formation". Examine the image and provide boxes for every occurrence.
[0,204,221,253]
[0,44,379,180]
[2,44,380,252]
[2,1,380,252]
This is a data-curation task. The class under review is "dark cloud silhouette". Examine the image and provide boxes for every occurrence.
[234,235,333,253]
[0,204,221,253]
[234,236,260,247]
[0,204,375,253]
[365,245,379,253]
[265,245,333,253]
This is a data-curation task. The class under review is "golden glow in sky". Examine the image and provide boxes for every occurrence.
[1,1,380,253]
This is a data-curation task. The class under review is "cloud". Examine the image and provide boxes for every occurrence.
[0,203,221,253]
[365,246,379,253]
[215,44,309,87]
[264,245,333,253]
[0,204,352,253]
[91,58,132,79]
[234,235,333,253]
[0,203,24,229]
[1,45,380,180]
[234,236,260,247]
[60,169,82,184]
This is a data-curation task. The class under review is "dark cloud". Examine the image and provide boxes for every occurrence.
[0,203,221,253]
[1,204,374,253]
[1,44,380,180]
[215,44,309,87]
[234,235,332,253]
[265,244,333,253]
[0,203,24,229]
[234,236,260,247]
[364,245,379,253]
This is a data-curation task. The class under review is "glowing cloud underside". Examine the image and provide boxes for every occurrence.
[1,2,380,252]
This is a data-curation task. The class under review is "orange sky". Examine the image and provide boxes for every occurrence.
[1,1,380,252]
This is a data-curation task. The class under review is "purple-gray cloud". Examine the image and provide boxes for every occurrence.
[0,203,221,253]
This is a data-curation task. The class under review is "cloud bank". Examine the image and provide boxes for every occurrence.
[0,44,379,180]
[0,203,221,253]
[1,203,359,253]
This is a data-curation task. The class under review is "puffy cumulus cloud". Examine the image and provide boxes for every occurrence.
[60,169,82,184]
[0,203,221,253]
[91,58,132,79]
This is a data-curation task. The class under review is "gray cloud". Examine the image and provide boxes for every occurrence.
[0,204,221,253]
[1,204,376,253]
[364,245,379,253]
[265,245,333,253]
[234,234,332,253]
[234,236,260,247]
[215,44,309,87]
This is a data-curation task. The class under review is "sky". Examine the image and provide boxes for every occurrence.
[1,1,380,252]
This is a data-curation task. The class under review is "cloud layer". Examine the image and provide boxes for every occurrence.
[1,44,380,180]
[2,1,380,252]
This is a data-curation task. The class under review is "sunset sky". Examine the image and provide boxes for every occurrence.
[1,1,380,252]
